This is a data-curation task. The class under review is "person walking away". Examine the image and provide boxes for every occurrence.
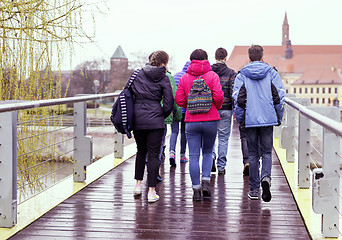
[233,45,285,202]
[132,51,173,203]
[211,48,236,174]
[175,49,224,201]
[146,52,182,182]
[158,70,182,171]
[169,61,191,167]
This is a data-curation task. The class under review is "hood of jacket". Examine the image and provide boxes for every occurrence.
[186,60,211,76]
[240,61,273,80]
[142,64,167,82]
[181,61,191,73]
[211,62,232,77]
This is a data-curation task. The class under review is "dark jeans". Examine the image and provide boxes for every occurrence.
[245,126,273,190]
[239,126,249,165]
[170,113,187,155]
[134,129,164,187]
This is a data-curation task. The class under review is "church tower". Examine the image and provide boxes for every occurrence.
[282,12,289,46]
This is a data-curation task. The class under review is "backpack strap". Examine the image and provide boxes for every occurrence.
[126,69,141,89]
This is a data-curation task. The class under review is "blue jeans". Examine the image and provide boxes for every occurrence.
[186,121,218,188]
[245,126,273,190]
[212,110,233,171]
[169,113,187,155]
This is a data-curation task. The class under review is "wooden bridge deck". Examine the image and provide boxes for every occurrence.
[10,122,310,239]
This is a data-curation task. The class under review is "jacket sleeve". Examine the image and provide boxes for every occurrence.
[169,74,181,114]
[232,73,246,125]
[162,77,174,118]
[229,71,236,99]
[271,69,285,124]
[166,72,182,122]
[211,72,224,110]
[175,75,188,108]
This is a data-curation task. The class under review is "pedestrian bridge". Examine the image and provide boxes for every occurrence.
[0,94,341,239]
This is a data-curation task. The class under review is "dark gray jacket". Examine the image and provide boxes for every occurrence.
[131,64,173,130]
[211,62,236,110]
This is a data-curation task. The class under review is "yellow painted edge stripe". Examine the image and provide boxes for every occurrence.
[0,143,137,239]
[273,138,333,240]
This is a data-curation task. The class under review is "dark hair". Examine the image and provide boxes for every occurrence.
[150,51,169,67]
[248,45,263,61]
[148,52,154,62]
[215,48,227,60]
[190,49,208,61]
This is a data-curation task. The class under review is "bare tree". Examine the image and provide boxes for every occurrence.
[128,51,177,73]
[69,59,110,96]
[128,51,149,70]
[0,0,102,100]
[0,0,105,197]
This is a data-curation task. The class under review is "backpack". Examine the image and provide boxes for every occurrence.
[187,75,213,114]
[110,69,140,138]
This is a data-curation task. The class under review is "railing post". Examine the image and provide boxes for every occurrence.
[298,114,311,188]
[293,98,311,189]
[73,102,93,182]
[310,106,340,238]
[281,103,296,162]
[275,94,295,138]
[0,111,17,227]
[114,131,124,158]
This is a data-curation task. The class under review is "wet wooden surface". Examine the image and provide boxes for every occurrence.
[10,122,310,239]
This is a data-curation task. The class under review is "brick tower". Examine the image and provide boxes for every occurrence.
[109,45,129,91]
[282,12,289,46]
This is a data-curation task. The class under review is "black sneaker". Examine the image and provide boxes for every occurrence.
[211,157,216,172]
[218,169,226,175]
[261,177,272,202]
[193,188,202,201]
[202,180,211,198]
[169,155,176,167]
[157,174,163,182]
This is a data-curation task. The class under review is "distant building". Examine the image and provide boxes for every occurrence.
[107,45,130,92]
[59,45,131,96]
[227,12,342,107]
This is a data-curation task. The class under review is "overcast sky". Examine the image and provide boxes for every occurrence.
[71,0,342,72]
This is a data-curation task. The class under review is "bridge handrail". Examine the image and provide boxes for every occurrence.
[281,96,341,238]
[0,92,120,113]
[0,92,124,228]
[285,97,342,136]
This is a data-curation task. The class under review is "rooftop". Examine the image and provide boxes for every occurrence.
[227,45,342,85]
[111,45,127,59]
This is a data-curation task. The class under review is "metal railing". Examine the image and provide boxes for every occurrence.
[279,96,342,238]
[0,92,124,228]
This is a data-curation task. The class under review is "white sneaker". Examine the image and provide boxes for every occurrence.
[147,192,159,203]
[133,184,142,196]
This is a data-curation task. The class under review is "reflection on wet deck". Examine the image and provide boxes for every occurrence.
[10,122,310,239]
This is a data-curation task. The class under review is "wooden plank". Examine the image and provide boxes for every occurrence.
[10,122,310,240]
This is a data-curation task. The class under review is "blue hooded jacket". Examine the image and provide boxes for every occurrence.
[173,61,190,113]
[232,61,285,128]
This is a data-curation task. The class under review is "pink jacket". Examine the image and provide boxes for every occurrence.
[175,60,224,122]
